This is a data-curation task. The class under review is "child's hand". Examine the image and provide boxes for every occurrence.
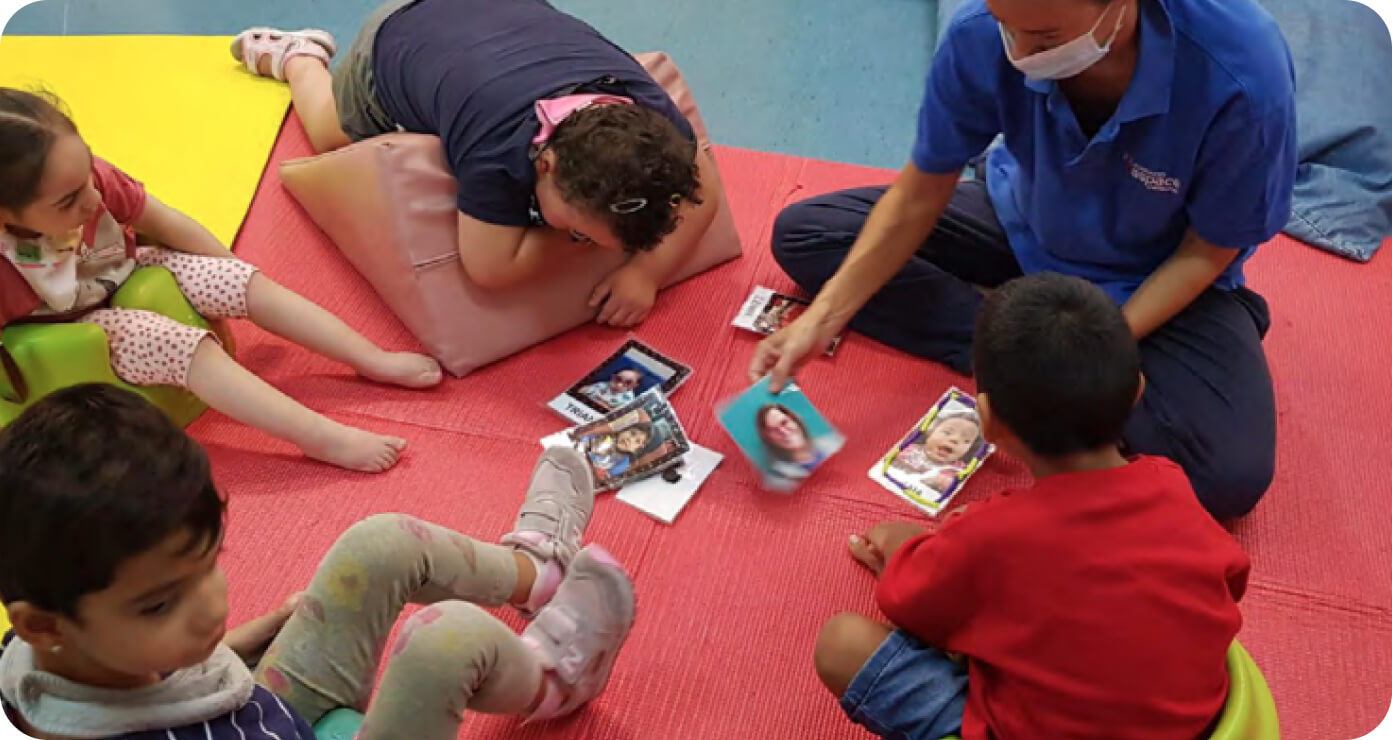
[849,521,928,576]
[590,262,658,327]
[225,592,303,667]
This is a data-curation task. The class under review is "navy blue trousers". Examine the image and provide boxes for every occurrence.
[772,184,1276,519]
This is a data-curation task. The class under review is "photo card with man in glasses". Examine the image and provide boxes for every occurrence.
[549,338,693,424]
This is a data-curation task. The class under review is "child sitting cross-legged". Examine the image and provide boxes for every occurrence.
[0,384,635,739]
[814,273,1252,740]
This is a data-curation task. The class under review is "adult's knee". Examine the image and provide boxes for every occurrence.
[770,191,876,291]
[814,613,886,698]
[1191,452,1274,521]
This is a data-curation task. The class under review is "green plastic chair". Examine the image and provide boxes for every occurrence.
[941,640,1278,740]
[314,708,364,740]
[0,266,230,428]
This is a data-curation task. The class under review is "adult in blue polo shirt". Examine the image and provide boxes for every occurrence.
[752,0,1297,519]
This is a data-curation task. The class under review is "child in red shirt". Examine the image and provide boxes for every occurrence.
[814,273,1251,740]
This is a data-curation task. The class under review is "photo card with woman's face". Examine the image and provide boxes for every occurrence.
[716,376,845,493]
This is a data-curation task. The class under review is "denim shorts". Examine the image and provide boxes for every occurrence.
[331,0,418,141]
[840,630,968,740]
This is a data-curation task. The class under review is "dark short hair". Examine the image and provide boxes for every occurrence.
[0,385,225,619]
[973,273,1139,456]
[0,87,77,212]
[548,104,703,253]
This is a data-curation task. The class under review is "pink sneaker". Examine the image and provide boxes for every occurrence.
[522,546,636,722]
[230,27,336,81]
[502,447,595,568]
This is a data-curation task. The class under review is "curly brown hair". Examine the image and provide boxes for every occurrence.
[548,104,703,253]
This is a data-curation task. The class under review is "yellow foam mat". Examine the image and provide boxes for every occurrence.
[0,36,291,245]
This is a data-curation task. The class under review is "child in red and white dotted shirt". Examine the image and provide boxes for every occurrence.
[0,88,441,472]
[815,274,1250,740]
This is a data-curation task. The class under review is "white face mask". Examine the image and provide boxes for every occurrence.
[1000,2,1127,81]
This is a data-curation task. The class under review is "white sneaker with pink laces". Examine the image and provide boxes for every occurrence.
[230,28,336,81]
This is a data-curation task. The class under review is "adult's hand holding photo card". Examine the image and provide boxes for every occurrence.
[717,376,844,492]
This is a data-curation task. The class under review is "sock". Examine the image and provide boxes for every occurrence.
[516,551,564,615]
[525,674,566,723]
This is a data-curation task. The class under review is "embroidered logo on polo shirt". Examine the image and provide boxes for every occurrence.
[1123,154,1181,194]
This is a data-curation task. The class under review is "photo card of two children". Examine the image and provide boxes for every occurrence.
[869,386,996,515]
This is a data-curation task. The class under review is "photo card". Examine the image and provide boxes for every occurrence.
[716,375,845,493]
[549,338,693,424]
[732,287,843,356]
[564,388,692,491]
[868,386,996,515]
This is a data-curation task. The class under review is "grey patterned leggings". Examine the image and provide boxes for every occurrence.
[255,514,542,738]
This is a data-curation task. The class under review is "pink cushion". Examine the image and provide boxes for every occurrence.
[279,52,742,376]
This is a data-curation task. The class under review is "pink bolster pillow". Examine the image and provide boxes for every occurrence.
[279,52,742,376]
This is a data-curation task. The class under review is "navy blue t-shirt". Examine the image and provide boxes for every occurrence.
[372,0,696,226]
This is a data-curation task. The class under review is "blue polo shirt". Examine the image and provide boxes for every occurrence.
[915,0,1297,303]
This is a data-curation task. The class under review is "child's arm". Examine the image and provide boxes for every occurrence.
[588,149,722,327]
[132,196,235,259]
[456,215,588,290]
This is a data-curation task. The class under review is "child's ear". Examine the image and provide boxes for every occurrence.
[7,602,65,652]
[977,394,1015,449]
[1134,372,1147,407]
[977,394,995,439]
[536,149,555,175]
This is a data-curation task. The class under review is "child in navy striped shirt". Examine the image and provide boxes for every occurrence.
[0,384,634,739]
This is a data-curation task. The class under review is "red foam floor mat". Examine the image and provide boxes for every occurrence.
[206,117,1392,739]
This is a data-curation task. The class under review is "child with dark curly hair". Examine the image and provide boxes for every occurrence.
[234,0,721,327]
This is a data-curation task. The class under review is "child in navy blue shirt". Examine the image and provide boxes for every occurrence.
[0,384,634,739]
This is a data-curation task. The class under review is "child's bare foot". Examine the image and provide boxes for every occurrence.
[848,534,886,576]
[301,420,407,473]
[225,592,304,665]
[357,351,444,390]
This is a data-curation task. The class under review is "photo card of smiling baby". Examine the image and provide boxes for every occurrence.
[548,338,693,424]
[869,387,996,516]
[562,387,692,492]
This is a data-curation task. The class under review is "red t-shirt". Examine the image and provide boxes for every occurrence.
[877,456,1250,740]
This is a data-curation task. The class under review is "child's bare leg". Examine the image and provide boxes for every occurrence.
[281,56,351,153]
[232,29,350,153]
[186,338,407,472]
[814,613,894,698]
[245,273,442,389]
